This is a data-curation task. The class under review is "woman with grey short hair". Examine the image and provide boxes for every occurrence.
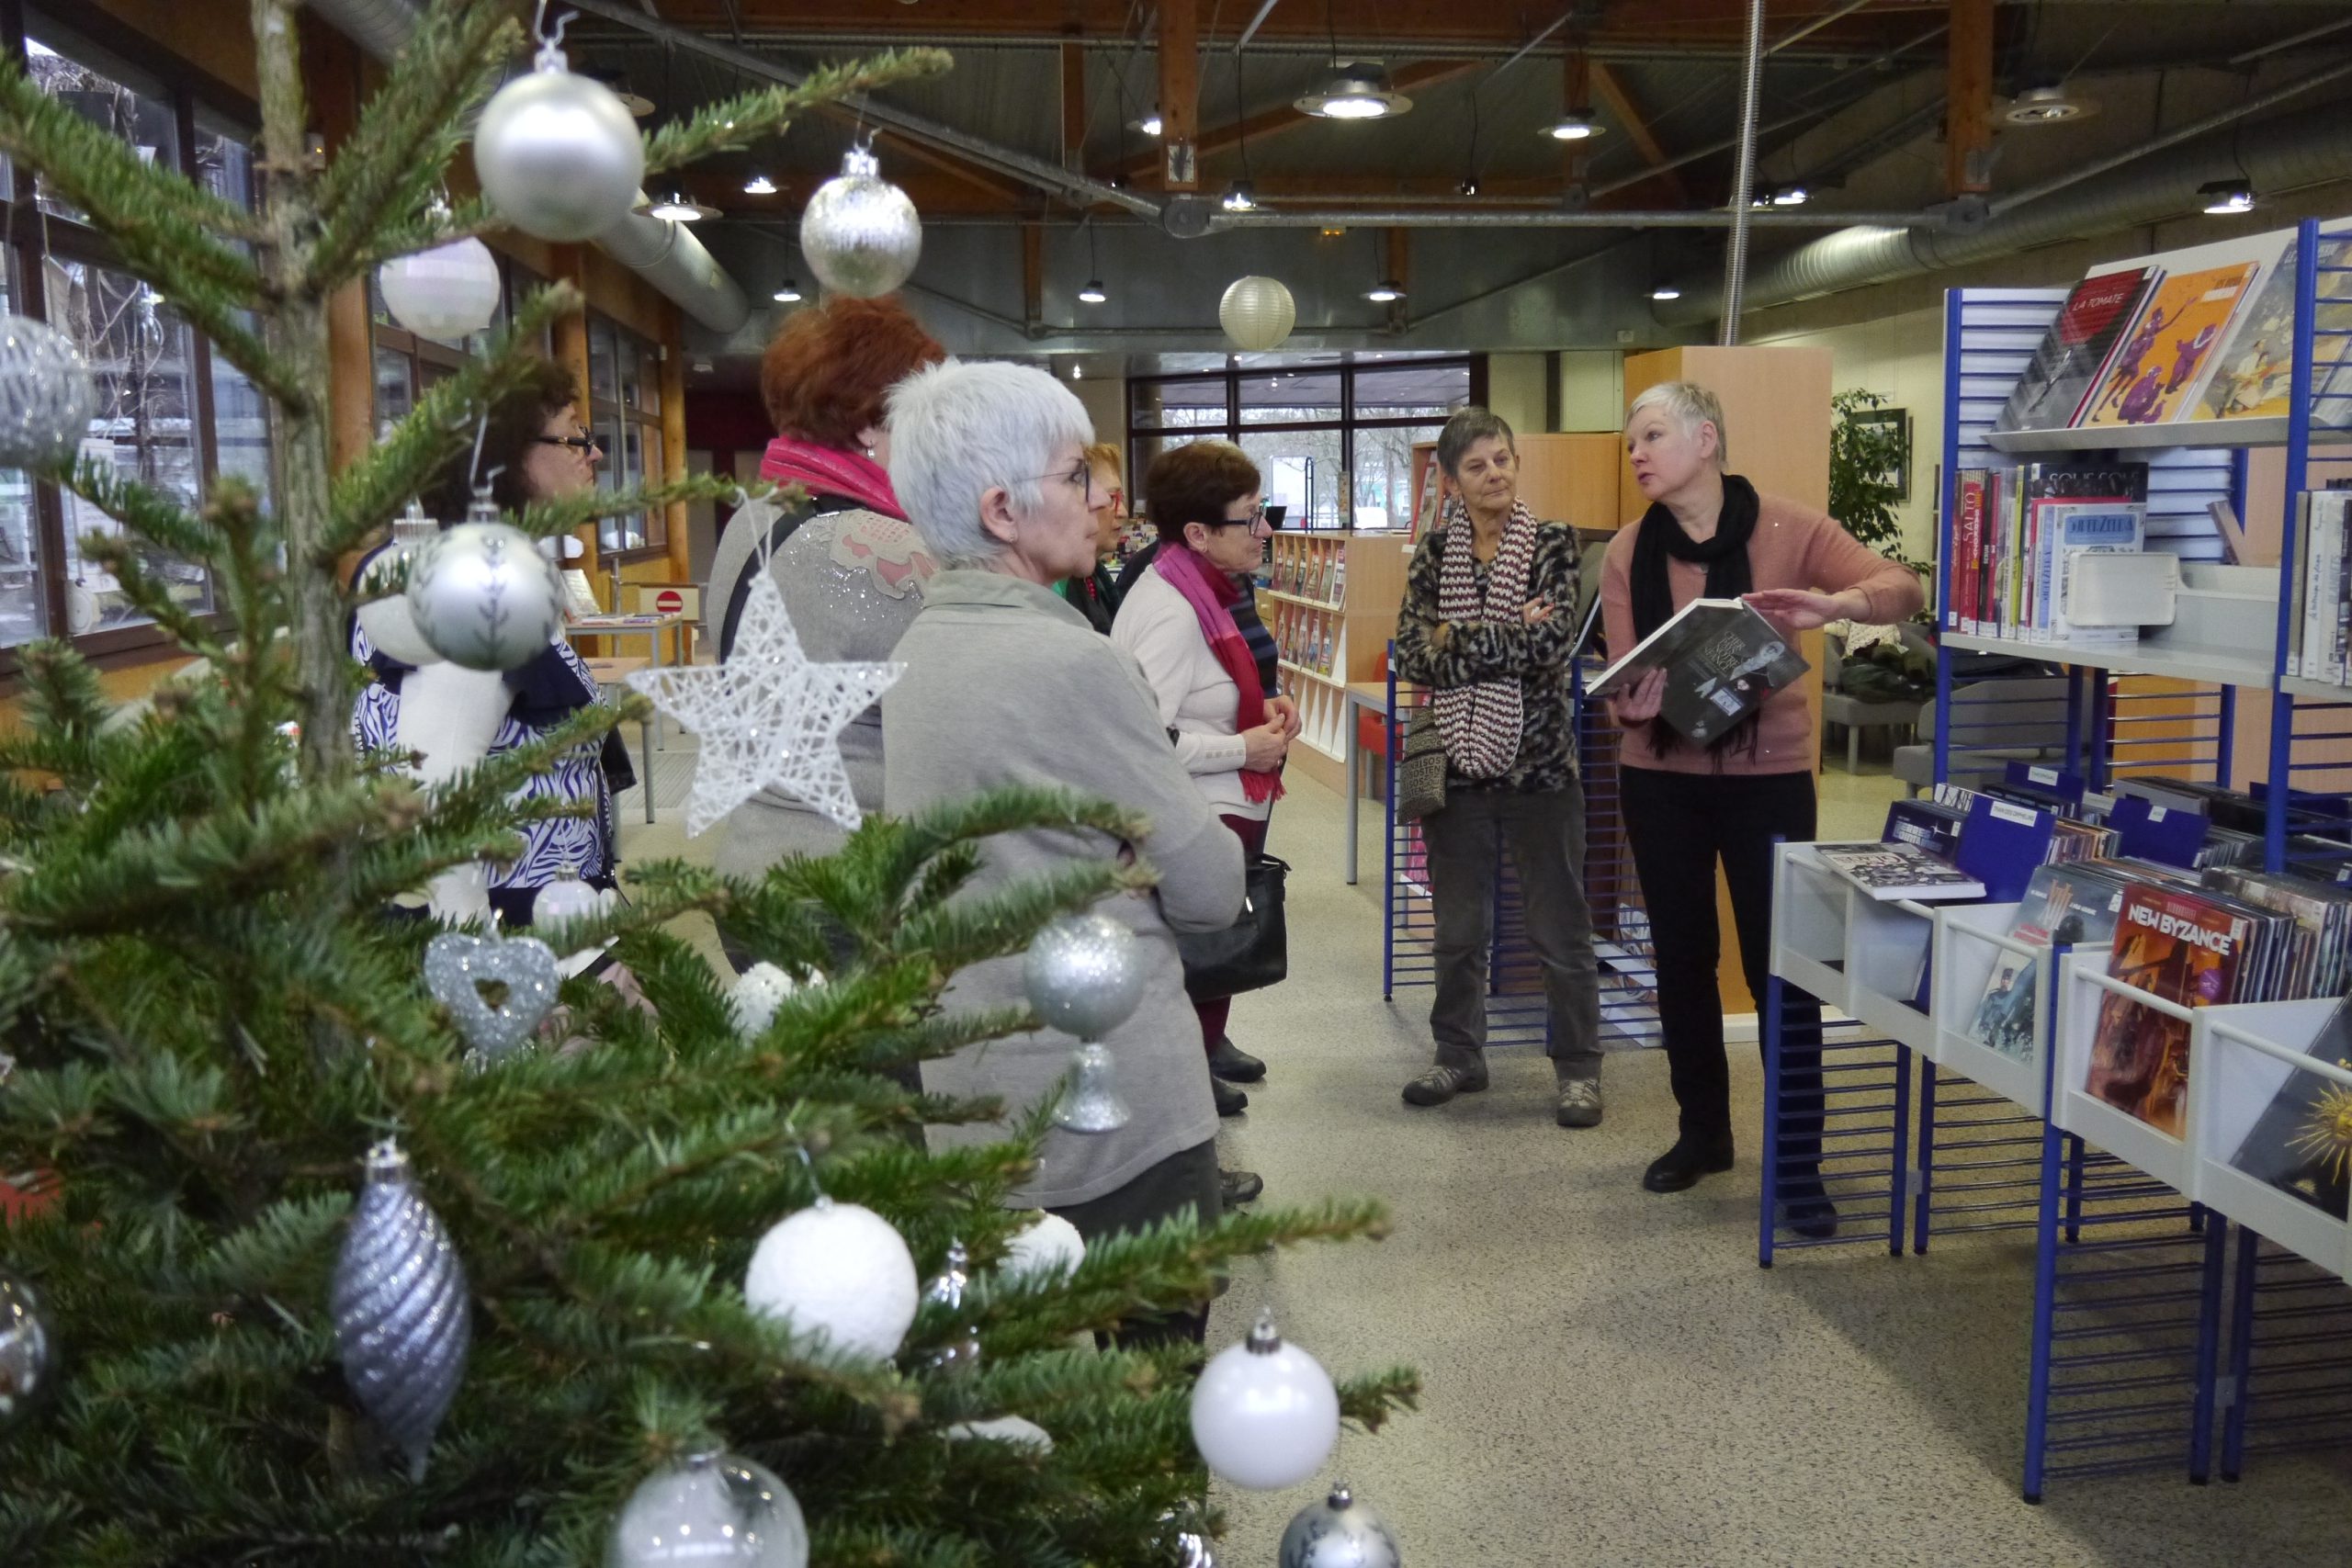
[1392,406,1604,1129]
[882,360,1245,1343]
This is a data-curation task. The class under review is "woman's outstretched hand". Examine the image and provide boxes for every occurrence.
[1609,666,1668,726]
[1741,588,1849,632]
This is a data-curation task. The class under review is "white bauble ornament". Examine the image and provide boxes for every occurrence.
[1023,913,1145,1041]
[1218,276,1296,352]
[1188,1308,1340,1491]
[1279,1483,1402,1568]
[744,1196,918,1359]
[729,962,797,1040]
[379,237,502,344]
[475,40,645,243]
[607,1449,808,1568]
[944,1414,1053,1451]
[406,521,564,671]
[0,314,100,468]
[1001,1211,1086,1284]
[534,867,614,927]
[799,145,922,298]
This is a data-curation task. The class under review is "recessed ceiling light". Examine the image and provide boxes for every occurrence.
[773,278,803,303]
[1650,285,1682,301]
[1296,62,1412,120]
[691,357,714,374]
[1365,279,1406,302]
[645,190,717,222]
[1079,279,1108,304]
[1543,111,1603,142]
[2005,84,2097,125]
[1770,185,1809,207]
[2200,178,2257,215]
[742,173,776,196]
[1221,182,1258,212]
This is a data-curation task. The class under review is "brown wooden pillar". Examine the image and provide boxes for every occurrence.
[1947,0,1996,197]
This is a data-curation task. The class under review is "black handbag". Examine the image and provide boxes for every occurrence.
[1180,853,1290,1002]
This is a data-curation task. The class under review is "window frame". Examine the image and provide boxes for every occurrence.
[584,311,666,562]
[0,2,263,675]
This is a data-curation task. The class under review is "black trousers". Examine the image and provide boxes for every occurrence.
[1619,766,1824,1165]
[1053,1137,1221,1348]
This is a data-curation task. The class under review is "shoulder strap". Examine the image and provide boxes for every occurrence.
[718,492,854,660]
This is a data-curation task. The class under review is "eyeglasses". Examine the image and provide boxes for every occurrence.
[1025,459,1099,498]
[535,433,601,454]
[1204,502,1270,531]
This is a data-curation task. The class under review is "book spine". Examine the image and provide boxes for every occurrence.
[2301,494,2326,680]
[2333,502,2351,686]
[2026,496,2046,642]
[1952,472,1979,633]
[2291,491,2312,679]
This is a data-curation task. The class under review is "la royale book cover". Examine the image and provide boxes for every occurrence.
[1588,598,1809,745]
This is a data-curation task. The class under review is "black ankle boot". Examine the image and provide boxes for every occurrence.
[1642,1135,1736,1193]
[1213,1076,1249,1117]
[1779,1173,1839,1238]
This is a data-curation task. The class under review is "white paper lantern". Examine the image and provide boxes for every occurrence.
[744,1197,918,1360]
[379,237,502,344]
[474,41,645,243]
[1218,276,1296,352]
[1189,1308,1340,1491]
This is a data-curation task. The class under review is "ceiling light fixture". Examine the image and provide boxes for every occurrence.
[1650,285,1682,301]
[742,173,777,196]
[645,190,717,222]
[1365,279,1406,303]
[1770,185,1810,207]
[1071,366,1084,379]
[1456,176,1480,197]
[2200,178,2257,216]
[773,277,803,303]
[1136,110,1164,137]
[691,357,714,375]
[1542,111,1603,142]
[1079,279,1108,304]
[1221,181,1259,213]
[1296,62,1413,120]
[2005,83,2097,125]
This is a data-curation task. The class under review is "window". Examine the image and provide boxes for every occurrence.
[1127,357,1476,532]
[0,13,269,657]
[587,315,664,555]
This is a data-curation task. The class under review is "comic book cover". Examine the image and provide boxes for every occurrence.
[2198,254,2299,421]
[2088,886,2253,1135]
[2081,262,2261,429]
[2229,996,2352,1220]
[1968,863,2129,1060]
[1997,265,2159,432]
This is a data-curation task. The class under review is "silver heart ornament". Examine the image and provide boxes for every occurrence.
[424,931,560,1062]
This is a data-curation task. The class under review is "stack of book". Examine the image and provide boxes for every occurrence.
[1946,461,2149,646]
[2289,488,2352,684]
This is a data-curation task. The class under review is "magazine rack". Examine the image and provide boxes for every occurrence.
[1928,900,2047,1114]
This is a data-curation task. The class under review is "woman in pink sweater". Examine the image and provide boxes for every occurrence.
[1602,381,1923,1225]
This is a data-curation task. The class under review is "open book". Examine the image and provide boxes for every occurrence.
[1586,597,1809,746]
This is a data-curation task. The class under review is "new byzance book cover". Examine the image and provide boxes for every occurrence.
[2087,886,2252,1135]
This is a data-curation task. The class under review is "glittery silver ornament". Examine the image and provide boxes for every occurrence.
[406,518,565,671]
[1279,1483,1402,1568]
[607,1448,809,1568]
[798,144,922,298]
[1054,1042,1132,1134]
[0,1267,52,1433]
[475,39,645,243]
[332,1140,470,1478]
[1189,1309,1340,1491]
[378,236,503,344]
[424,931,560,1063]
[919,1241,981,1377]
[1023,913,1146,1041]
[0,313,100,468]
[1159,1508,1217,1567]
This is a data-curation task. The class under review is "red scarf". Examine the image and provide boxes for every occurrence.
[759,434,904,520]
[1154,543,1283,805]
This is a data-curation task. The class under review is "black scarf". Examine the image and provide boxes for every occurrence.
[1630,472,1763,760]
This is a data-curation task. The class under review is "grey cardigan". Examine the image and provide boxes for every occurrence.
[883,570,1245,1209]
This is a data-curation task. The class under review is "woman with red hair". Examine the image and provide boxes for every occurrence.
[706,297,945,957]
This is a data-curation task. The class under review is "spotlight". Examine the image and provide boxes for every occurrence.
[1296,62,1412,120]
[1770,185,1809,207]
[773,278,803,304]
[1365,279,1406,303]
[1650,285,1682,301]
[2005,83,2097,125]
[1457,176,1480,197]
[1078,279,1108,304]
[1543,112,1603,142]
[1221,182,1258,212]
[2200,178,2256,216]
[1135,110,1165,137]
[742,173,777,196]
[644,190,717,222]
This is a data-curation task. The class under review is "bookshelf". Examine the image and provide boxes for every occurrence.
[1261,530,1410,793]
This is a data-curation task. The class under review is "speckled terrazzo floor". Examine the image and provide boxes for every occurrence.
[621,733,2352,1566]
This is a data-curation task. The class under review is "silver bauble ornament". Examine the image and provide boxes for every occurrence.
[333,1140,470,1479]
[534,866,616,928]
[0,1267,53,1432]
[1279,1483,1402,1568]
[1188,1308,1340,1491]
[799,145,922,298]
[1023,913,1146,1041]
[1218,276,1297,352]
[1160,1508,1218,1567]
[475,40,645,243]
[379,236,503,344]
[1054,1042,1132,1134]
[0,313,100,468]
[424,931,561,1064]
[607,1449,809,1568]
[744,1196,919,1360]
[407,519,565,671]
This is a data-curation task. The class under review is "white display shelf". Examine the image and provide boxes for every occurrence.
[1770,844,1851,1013]
[1984,415,2290,454]
[2280,673,2352,703]
[1842,895,1940,1055]
[1928,900,2054,1117]
[1278,659,1343,687]
[1943,632,2274,689]
[1262,589,1343,612]
[2052,953,2200,1197]
[2191,997,2350,1282]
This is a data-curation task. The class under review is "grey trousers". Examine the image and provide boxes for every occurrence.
[1421,780,1604,1079]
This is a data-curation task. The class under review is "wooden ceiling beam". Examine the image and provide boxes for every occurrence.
[1945,0,1996,196]
[1159,0,1201,190]
[1589,60,1690,206]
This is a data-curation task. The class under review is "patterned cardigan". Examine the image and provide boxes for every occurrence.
[1392,518,1584,795]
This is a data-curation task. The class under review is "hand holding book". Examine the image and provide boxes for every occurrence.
[1609,665,1668,725]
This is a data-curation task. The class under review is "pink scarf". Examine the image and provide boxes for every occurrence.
[1153,543,1283,805]
[759,434,904,520]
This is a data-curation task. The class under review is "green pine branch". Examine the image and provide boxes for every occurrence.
[639,51,956,178]
[341,196,501,282]
[511,472,780,542]
[55,449,229,567]
[309,0,523,292]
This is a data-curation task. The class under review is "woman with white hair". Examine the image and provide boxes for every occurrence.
[881,360,1245,1342]
[1603,379,1923,1225]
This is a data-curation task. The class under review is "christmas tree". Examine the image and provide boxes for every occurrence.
[0,2,1410,1561]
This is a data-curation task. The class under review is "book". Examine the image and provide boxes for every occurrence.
[1997,265,2160,433]
[2195,249,2300,421]
[1813,841,1987,902]
[2036,503,2145,645]
[1966,861,2132,1060]
[2228,996,2352,1220]
[2089,886,2256,1135]
[1584,597,1809,746]
[1884,797,1967,861]
[2081,261,2262,429]
[1952,469,1985,633]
